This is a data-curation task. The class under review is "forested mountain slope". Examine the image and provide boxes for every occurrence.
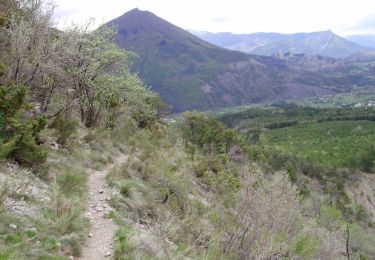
[107,9,375,111]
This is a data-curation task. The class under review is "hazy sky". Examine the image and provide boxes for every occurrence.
[53,0,375,35]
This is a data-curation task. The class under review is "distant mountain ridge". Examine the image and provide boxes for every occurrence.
[105,9,375,111]
[191,30,370,58]
[345,35,375,49]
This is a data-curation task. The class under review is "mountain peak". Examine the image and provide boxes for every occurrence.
[107,8,215,48]
[129,8,141,12]
[107,8,175,38]
[316,30,335,36]
[117,8,154,19]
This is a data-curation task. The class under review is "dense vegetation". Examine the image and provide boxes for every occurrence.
[0,0,157,164]
[0,0,156,258]
[218,105,375,169]
[267,120,375,170]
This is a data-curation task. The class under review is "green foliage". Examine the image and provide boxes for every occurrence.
[0,63,5,78]
[266,121,375,170]
[207,165,240,205]
[0,2,158,167]
[60,26,157,129]
[0,83,47,165]
[317,206,345,231]
[219,106,375,173]
[49,117,77,146]
[0,15,6,27]
[297,86,375,109]
[349,145,375,172]
[285,161,298,183]
[114,225,135,259]
[181,111,239,156]
[0,2,160,259]
[290,233,321,258]
[0,83,26,124]
[218,106,375,129]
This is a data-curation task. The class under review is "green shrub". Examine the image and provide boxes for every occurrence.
[4,233,23,245]
[114,225,135,259]
[194,159,208,178]
[11,131,48,165]
[119,180,139,197]
[49,117,77,146]
[181,111,238,156]
[0,83,47,166]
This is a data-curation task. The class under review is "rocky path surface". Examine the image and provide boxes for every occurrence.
[80,155,126,260]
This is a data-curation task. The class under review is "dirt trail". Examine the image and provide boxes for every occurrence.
[80,155,126,260]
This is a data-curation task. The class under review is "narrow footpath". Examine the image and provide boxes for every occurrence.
[80,155,126,260]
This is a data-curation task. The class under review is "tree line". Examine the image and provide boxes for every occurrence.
[0,0,160,166]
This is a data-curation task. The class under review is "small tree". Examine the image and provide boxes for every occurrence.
[181,112,235,156]
[153,94,172,118]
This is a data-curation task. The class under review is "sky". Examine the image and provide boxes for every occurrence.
[53,0,375,36]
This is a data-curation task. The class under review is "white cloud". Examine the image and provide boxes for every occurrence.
[53,0,375,35]
[340,14,375,35]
